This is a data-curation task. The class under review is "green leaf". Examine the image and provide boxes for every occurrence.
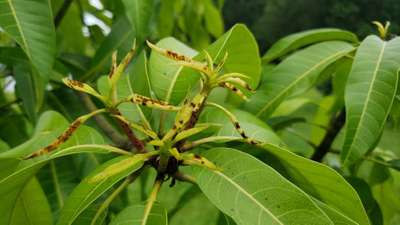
[14,63,45,122]
[204,0,224,37]
[259,143,370,225]
[0,0,56,77]
[0,178,53,225]
[122,0,154,42]
[341,36,400,166]
[57,155,145,225]
[191,148,332,225]
[248,41,354,119]
[262,28,358,63]
[148,37,198,104]
[110,202,168,225]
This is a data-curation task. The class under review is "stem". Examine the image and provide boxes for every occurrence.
[141,179,162,225]
[0,99,20,110]
[173,172,196,184]
[311,109,346,162]
[110,108,147,153]
[54,0,74,28]
[79,93,129,148]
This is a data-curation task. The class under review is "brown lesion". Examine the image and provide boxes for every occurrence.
[166,50,190,62]
[66,79,84,88]
[25,119,82,159]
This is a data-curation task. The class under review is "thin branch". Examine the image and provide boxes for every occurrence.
[78,93,129,147]
[109,108,147,153]
[54,0,74,28]
[311,109,346,162]
[0,98,20,110]
[173,172,196,185]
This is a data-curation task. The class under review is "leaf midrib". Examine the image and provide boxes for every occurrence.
[256,48,352,117]
[5,0,31,60]
[343,42,386,165]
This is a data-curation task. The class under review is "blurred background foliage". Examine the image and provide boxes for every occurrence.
[224,0,400,51]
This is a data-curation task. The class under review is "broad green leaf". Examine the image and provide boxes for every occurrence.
[341,36,400,166]
[122,0,154,42]
[259,143,370,225]
[248,41,354,119]
[0,0,56,77]
[192,148,332,225]
[14,63,45,122]
[57,155,145,225]
[262,28,358,63]
[110,202,168,225]
[0,178,53,225]
[204,0,224,37]
[148,37,198,104]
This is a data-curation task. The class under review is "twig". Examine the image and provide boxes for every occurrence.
[109,108,146,153]
[54,0,74,28]
[78,93,129,147]
[311,109,346,162]
[0,99,20,110]
[173,172,196,184]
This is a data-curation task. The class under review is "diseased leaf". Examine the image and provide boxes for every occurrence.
[200,107,282,145]
[342,36,400,166]
[0,0,56,77]
[248,41,354,119]
[262,28,358,63]
[191,148,333,225]
[148,37,198,104]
